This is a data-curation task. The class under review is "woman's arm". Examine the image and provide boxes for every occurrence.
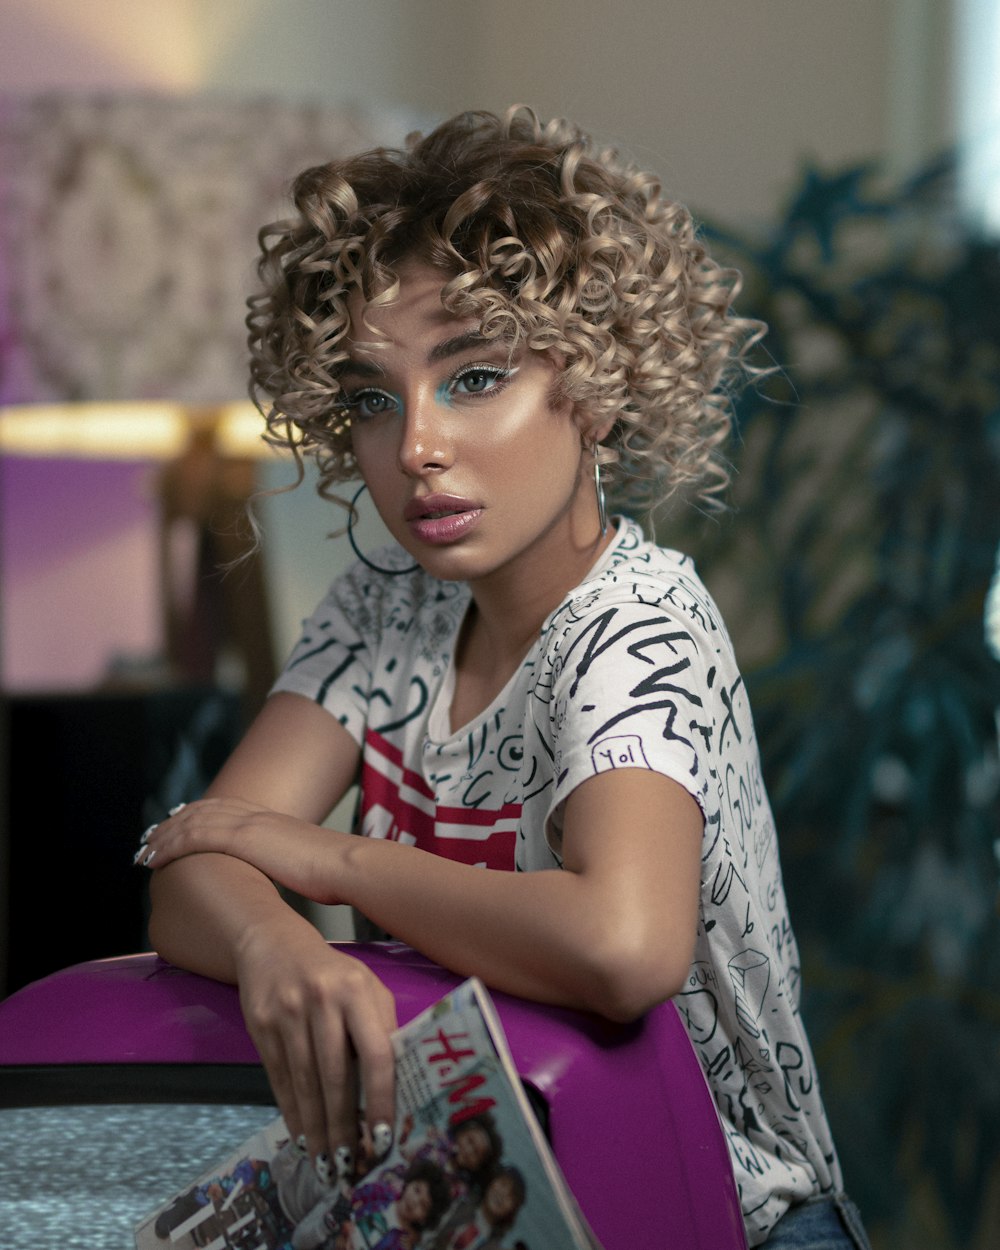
[145,690,702,1162]
[148,691,360,978]
[148,692,397,1169]
[147,762,703,1022]
[351,766,704,1021]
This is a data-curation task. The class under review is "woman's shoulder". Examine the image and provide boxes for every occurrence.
[545,517,729,646]
[309,547,470,637]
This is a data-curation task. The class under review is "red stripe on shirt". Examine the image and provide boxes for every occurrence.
[360,728,517,869]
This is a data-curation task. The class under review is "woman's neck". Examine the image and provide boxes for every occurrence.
[474,521,613,650]
[449,522,616,732]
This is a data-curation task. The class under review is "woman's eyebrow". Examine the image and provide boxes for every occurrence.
[427,331,492,363]
[342,330,498,375]
[339,357,384,379]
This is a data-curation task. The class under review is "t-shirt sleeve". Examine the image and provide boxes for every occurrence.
[539,569,732,850]
[269,562,379,746]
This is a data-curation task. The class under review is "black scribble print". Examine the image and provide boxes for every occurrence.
[291,634,359,671]
[590,733,651,772]
[733,1035,773,1084]
[676,984,721,1047]
[561,607,686,699]
[466,721,492,770]
[729,949,771,1038]
[711,856,748,907]
[372,675,429,734]
[313,642,367,702]
[587,698,700,776]
[462,771,496,808]
[718,676,746,750]
[776,1041,814,1114]
[497,734,524,771]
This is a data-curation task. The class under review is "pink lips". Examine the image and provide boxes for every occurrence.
[404,493,483,545]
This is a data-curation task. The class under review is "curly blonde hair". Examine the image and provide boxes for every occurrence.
[247,106,764,514]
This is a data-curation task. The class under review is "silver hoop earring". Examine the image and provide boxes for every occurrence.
[593,460,608,536]
[347,483,420,576]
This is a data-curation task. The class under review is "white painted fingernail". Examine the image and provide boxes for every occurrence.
[314,1153,331,1185]
[132,847,146,866]
[140,823,158,845]
[334,1145,354,1178]
[371,1122,393,1159]
[295,1134,309,1157]
[142,848,156,867]
[168,803,186,817]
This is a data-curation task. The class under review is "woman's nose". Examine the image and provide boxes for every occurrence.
[396,388,453,475]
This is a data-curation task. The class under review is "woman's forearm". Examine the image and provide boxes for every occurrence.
[148,852,314,984]
[146,690,363,982]
[335,840,653,1018]
[329,831,694,1022]
[155,833,644,1017]
[144,769,701,1020]
[176,776,699,1020]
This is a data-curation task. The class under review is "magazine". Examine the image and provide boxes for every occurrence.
[134,977,603,1250]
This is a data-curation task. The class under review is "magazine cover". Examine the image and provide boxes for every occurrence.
[134,978,602,1250]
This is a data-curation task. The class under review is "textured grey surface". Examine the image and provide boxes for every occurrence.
[0,1103,276,1249]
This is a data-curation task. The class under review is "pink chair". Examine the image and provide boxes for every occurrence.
[0,942,747,1249]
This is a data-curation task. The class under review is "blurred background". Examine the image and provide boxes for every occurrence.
[0,3,998,1248]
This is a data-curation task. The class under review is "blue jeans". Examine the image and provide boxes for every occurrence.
[762,1195,872,1250]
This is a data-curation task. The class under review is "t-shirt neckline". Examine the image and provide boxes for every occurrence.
[427,518,632,743]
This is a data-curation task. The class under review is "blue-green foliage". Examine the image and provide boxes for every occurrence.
[689,155,1000,1248]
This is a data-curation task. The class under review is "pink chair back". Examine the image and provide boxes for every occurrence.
[0,943,747,1249]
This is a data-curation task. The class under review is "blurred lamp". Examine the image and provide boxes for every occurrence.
[0,399,282,711]
[0,94,411,706]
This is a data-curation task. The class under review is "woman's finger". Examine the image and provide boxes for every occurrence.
[260,1031,306,1142]
[342,972,398,1161]
[133,798,243,868]
[309,1001,359,1173]
[303,953,398,1167]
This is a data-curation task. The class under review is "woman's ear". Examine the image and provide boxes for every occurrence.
[573,407,617,449]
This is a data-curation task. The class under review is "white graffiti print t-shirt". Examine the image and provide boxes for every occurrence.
[272,517,843,1244]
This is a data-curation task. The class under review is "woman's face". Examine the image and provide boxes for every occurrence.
[483,1174,521,1224]
[398,1177,432,1226]
[343,261,600,590]
[453,1123,491,1172]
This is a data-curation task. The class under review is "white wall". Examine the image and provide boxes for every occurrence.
[0,0,956,225]
[399,0,904,222]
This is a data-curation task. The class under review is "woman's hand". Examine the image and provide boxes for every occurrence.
[139,794,398,1171]
[141,694,394,1169]
[136,798,342,903]
[235,914,397,1174]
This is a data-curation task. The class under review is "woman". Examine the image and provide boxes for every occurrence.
[142,107,868,1249]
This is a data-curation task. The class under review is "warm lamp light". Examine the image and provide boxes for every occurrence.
[0,93,408,709]
[0,401,277,462]
[0,400,286,712]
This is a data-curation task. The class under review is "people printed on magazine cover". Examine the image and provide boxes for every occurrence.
[430,1165,527,1250]
[348,1157,451,1248]
[274,1136,353,1248]
[394,1114,503,1208]
[283,1112,530,1250]
[152,1153,288,1248]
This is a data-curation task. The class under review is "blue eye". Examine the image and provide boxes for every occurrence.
[449,366,511,398]
[339,388,399,420]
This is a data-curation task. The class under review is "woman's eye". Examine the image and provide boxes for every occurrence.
[451,367,509,397]
[342,389,398,420]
